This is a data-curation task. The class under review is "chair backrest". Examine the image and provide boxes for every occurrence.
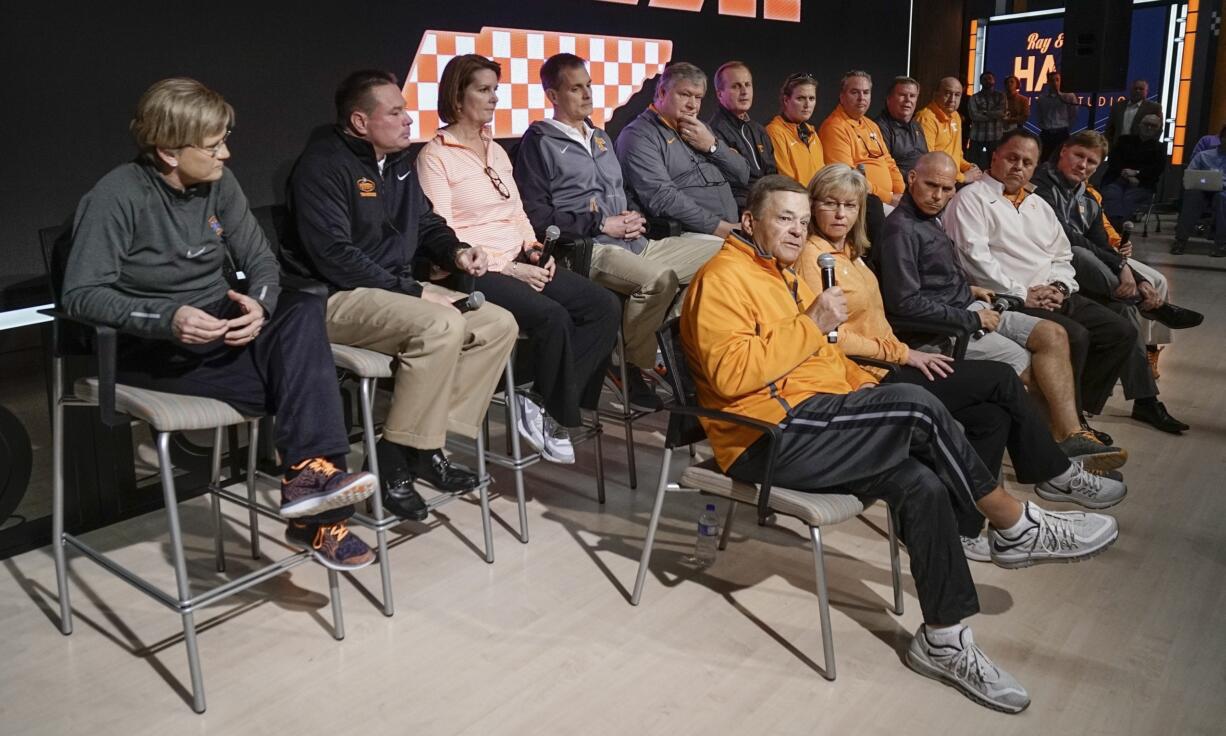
[655,317,710,450]
[250,203,291,259]
[39,221,74,308]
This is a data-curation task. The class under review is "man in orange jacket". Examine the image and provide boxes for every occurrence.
[682,174,1120,714]
[914,77,982,183]
[819,70,905,205]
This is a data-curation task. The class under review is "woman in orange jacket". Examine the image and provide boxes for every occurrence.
[765,73,824,187]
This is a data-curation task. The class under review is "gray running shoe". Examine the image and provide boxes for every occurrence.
[1057,430,1127,472]
[1035,461,1127,509]
[961,535,992,562]
[990,502,1118,569]
[906,625,1031,713]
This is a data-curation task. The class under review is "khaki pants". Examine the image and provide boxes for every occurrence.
[325,284,519,448]
[589,234,724,368]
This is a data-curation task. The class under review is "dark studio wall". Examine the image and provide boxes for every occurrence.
[0,0,929,308]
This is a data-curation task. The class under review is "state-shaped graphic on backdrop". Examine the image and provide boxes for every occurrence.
[401,27,674,141]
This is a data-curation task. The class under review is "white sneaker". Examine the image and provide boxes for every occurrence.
[515,393,545,454]
[541,417,575,464]
[905,625,1030,713]
[989,501,1118,569]
[1035,460,1127,509]
[961,535,992,562]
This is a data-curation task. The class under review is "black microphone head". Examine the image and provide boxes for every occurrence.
[817,253,837,270]
[544,225,561,244]
[1121,221,1134,233]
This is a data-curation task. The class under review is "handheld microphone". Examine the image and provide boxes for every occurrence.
[539,225,561,267]
[1120,220,1134,245]
[972,297,1012,339]
[817,253,838,343]
[451,290,485,313]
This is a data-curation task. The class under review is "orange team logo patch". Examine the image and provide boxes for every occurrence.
[400,27,673,141]
[357,177,378,197]
[594,136,608,152]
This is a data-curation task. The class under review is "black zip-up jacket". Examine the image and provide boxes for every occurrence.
[876,193,981,333]
[707,105,777,210]
[874,110,929,178]
[282,127,465,296]
[1031,163,1126,276]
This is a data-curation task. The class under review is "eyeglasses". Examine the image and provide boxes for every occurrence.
[484,166,511,199]
[188,129,232,158]
[815,199,860,213]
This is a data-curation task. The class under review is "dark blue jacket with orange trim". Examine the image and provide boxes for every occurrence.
[282,126,465,296]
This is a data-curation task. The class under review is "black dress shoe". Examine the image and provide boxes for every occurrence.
[382,479,430,521]
[1140,302,1204,330]
[1080,417,1113,446]
[407,448,480,493]
[1131,399,1189,434]
[364,440,429,521]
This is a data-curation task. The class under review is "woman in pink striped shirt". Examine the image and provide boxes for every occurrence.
[417,54,619,463]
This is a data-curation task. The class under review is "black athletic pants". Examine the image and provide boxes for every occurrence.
[728,383,998,626]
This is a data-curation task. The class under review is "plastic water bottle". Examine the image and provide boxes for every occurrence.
[692,503,720,566]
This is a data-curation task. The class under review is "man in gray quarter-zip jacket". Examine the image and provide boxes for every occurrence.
[614,62,746,238]
[63,78,377,569]
[707,61,776,212]
[515,53,724,410]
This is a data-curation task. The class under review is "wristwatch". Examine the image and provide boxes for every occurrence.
[707,141,718,154]
[1050,281,1070,297]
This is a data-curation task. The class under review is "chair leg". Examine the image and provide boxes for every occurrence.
[594,415,606,504]
[885,504,904,616]
[631,448,672,605]
[503,359,529,544]
[617,333,638,489]
[157,431,207,713]
[50,359,72,635]
[809,525,837,681]
[476,430,495,564]
[718,501,736,551]
[360,378,394,617]
[209,427,225,573]
[246,420,261,560]
[327,568,345,640]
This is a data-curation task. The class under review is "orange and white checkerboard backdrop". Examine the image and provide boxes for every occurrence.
[401,27,674,141]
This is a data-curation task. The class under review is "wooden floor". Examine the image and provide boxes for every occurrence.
[1,234,1224,735]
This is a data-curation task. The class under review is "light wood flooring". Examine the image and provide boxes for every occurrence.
[1,234,1223,735]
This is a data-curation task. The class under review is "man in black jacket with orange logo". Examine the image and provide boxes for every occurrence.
[282,69,518,520]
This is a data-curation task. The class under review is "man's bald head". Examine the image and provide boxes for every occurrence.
[914,151,957,178]
[907,152,959,216]
[936,77,963,113]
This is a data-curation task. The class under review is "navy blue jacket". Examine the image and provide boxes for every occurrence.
[876,194,981,333]
[282,127,464,296]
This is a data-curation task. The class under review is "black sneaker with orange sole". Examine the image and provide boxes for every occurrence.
[285,521,376,570]
[280,458,376,519]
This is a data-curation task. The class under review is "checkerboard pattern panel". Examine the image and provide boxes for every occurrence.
[401,27,674,141]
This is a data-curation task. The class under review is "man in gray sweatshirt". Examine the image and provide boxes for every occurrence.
[516,54,724,410]
[63,78,376,570]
